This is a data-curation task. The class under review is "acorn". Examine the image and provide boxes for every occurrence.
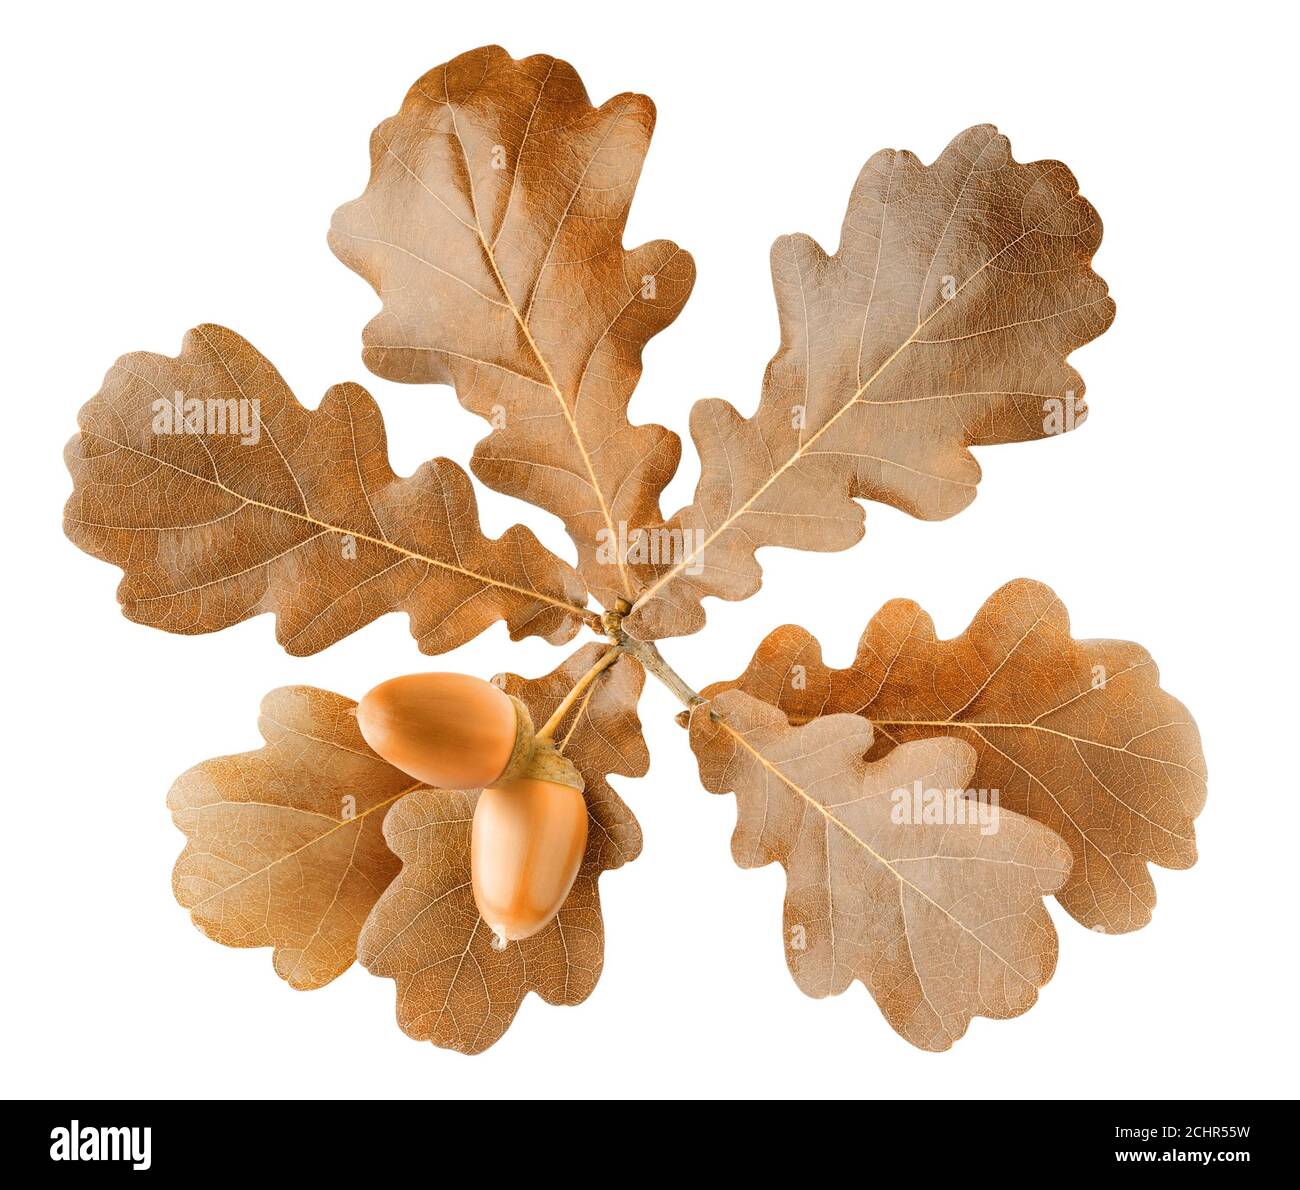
[357,670,591,948]
[356,673,534,790]
[472,743,588,949]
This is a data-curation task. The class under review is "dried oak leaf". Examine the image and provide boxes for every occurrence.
[358,644,646,1054]
[700,579,1207,933]
[168,685,412,989]
[64,324,593,654]
[329,44,695,610]
[627,125,1115,639]
[689,690,1070,1049]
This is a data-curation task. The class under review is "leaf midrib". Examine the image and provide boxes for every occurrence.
[714,716,1038,986]
[78,430,594,623]
[444,91,635,600]
[186,782,421,910]
[633,184,1094,613]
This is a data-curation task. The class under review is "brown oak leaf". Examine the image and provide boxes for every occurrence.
[168,686,412,989]
[329,45,695,610]
[358,644,646,1054]
[700,579,1207,933]
[64,324,594,654]
[627,125,1115,638]
[689,690,1071,1050]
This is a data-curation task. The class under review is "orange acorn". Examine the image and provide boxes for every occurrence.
[356,673,533,790]
[472,766,589,948]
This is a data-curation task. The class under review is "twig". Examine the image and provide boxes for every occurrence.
[600,609,705,709]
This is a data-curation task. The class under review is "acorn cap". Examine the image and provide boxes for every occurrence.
[498,695,536,783]
[517,739,585,792]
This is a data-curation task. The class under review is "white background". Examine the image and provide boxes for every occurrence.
[2,0,1296,1100]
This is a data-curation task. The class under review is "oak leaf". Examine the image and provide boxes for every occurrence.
[330,45,695,610]
[64,324,593,654]
[359,644,647,1054]
[689,690,1071,1049]
[700,579,1207,933]
[627,126,1115,638]
[168,685,411,989]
